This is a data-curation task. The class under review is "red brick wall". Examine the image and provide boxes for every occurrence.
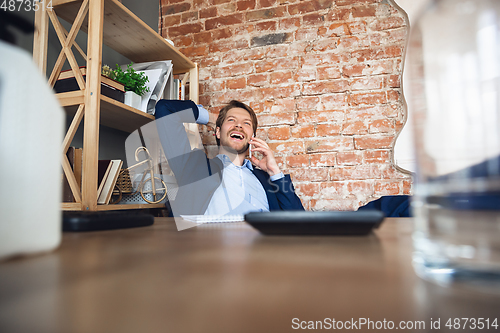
[159,0,413,210]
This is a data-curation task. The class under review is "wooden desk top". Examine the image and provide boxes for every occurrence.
[1,218,499,333]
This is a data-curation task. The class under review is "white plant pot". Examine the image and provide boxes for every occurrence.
[124,91,141,109]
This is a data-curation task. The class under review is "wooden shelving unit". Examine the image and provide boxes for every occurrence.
[33,0,199,211]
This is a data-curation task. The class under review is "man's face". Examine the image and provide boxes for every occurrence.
[216,107,254,154]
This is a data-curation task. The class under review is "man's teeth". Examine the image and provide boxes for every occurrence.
[231,133,243,139]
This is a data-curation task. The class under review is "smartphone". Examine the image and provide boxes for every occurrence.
[249,134,255,158]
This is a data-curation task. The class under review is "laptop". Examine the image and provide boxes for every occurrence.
[244,210,385,236]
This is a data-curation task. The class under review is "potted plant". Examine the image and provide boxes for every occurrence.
[110,63,150,109]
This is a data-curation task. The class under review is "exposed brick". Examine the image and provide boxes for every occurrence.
[298,110,344,124]
[247,73,268,87]
[310,199,357,211]
[180,46,207,57]
[316,124,341,136]
[286,154,309,167]
[369,119,395,134]
[303,13,325,26]
[193,31,212,44]
[258,112,296,126]
[205,14,244,30]
[296,68,317,82]
[296,96,320,111]
[268,126,291,140]
[302,53,349,67]
[209,38,248,53]
[226,77,246,90]
[279,17,301,30]
[295,182,321,198]
[318,23,349,37]
[266,45,289,58]
[251,33,291,47]
[349,92,387,106]
[261,84,301,99]
[214,0,231,4]
[270,71,294,84]
[162,2,191,15]
[305,137,354,153]
[343,121,368,135]
[363,150,390,163]
[354,135,394,149]
[347,181,372,194]
[403,179,412,195]
[295,28,318,41]
[255,21,277,32]
[200,7,217,19]
[173,35,193,47]
[321,94,348,109]
[270,99,296,113]
[350,76,384,91]
[352,5,377,18]
[237,0,256,11]
[212,27,233,40]
[162,14,181,27]
[303,80,350,95]
[374,180,400,195]
[289,168,329,182]
[337,151,362,165]
[321,182,346,198]
[311,38,339,52]
[288,1,316,15]
[372,17,406,31]
[181,11,199,23]
[246,7,286,21]
[329,165,382,181]
[211,62,253,78]
[291,124,316,138]
[168,23,203,37]
[268,140,305,154]
[255,57,299,73]
[310,153,336,167]
[348,21,367,34]
[218,3,236,15]
[259,0,278,8]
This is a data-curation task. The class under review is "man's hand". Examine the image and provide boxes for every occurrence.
[248,137,281,176]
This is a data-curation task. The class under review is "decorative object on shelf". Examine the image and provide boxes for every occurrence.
[124,91,142,109]
[112,63,150,96]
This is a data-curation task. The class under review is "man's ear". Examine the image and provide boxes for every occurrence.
[215,127,220,140]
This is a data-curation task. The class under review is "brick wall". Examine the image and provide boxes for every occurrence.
[159,0,413,210]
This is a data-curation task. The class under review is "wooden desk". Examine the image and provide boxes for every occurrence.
[1,218,499,333]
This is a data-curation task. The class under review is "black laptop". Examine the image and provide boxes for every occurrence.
[244,210,385,236]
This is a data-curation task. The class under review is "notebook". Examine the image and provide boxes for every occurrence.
[180,214,245,223]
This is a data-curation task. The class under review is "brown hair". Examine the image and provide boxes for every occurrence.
[215,100,258,146]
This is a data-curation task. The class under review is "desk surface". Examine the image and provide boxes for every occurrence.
[1,218,499,333]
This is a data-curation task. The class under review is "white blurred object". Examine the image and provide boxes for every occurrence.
[0,41,64,260]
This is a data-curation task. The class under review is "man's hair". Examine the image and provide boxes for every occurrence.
[215,100,258,146]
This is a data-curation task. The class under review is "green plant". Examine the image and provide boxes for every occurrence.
[112,63,150,96]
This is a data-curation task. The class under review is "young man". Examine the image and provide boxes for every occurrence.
[154,99,304,217]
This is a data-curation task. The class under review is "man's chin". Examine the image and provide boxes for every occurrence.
[221,142,249,155]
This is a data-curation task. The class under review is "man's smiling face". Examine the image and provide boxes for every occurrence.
[216,107,254,155]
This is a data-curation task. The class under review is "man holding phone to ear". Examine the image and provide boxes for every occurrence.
[154,99,304,217]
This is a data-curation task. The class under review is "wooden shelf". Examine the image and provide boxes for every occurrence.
[53,0,194,74]
[35,0,199,212]
[62,202,166,211]
[59,92,155,133]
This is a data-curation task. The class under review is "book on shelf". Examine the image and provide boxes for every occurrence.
[97,160,123,205]
[62,147,82,202]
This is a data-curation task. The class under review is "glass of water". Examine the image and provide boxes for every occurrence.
[408,0,500,290]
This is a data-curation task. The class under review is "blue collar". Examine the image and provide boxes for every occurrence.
[216,154,254,171]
